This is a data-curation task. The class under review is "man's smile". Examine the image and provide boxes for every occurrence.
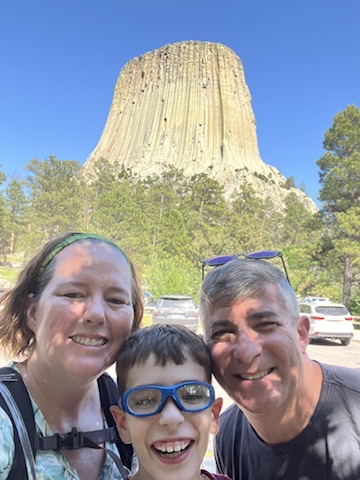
[235,368,274,381]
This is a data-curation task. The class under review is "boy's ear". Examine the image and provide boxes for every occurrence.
[209,397,223,435]
[110,406,132,444]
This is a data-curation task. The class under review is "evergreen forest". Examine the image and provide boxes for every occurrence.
[0,105,359,314]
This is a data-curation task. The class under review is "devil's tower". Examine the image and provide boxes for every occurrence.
[85,41,316,211]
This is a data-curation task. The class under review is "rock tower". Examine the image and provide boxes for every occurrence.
[85,41,316,211]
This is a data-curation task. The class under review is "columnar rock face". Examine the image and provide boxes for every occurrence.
[85,41,316,212]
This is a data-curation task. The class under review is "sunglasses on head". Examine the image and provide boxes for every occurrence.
[201,249,291,284]
[120,381,215,417]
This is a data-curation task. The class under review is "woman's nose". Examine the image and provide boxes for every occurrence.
[158,398,185,428]
[85,296,106,324]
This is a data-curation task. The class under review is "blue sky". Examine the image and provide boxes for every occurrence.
[1,1,359,206]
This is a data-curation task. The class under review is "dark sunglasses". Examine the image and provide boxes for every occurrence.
[201,249,290,284]
[120,381,215,417]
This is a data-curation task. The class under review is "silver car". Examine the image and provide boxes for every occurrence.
[298,301,354,346]
[152,294,199,332]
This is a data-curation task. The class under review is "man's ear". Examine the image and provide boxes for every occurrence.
[26,293,37,333]
[297,315,310,353]
[209,397,223,435]
[110,405,132,444]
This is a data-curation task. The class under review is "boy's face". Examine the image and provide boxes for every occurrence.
[111,355,223,480]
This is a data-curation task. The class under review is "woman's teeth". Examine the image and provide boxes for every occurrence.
[72,336,106,346]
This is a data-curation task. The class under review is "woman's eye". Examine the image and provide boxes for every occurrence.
[64,292,83,299]
[107,297,128,305]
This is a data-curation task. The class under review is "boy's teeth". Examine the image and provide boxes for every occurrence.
[154,440,190,454]
[72,336,105,346]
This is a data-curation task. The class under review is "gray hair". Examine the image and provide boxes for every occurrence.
[200,258,299,335]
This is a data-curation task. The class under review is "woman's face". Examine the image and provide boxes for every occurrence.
[26,241,134,380]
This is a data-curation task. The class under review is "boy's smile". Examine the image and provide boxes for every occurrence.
[111,355,222,480]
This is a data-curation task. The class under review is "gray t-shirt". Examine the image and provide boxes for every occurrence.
[215,362,360,480]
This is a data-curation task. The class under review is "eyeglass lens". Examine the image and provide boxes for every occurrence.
[245,250,280,260]
[125,383,212,415]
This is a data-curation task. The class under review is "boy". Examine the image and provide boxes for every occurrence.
[110,324,231,480]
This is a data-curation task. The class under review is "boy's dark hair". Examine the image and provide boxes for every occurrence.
[115,324,212,397]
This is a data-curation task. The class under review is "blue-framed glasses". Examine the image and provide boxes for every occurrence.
[120,381,215,417]
[201,249,290,285]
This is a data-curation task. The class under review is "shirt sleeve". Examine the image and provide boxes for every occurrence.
[0,407,15,479]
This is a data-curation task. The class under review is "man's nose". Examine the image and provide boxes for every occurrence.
[232,329,262,364]
[158,398,185,428]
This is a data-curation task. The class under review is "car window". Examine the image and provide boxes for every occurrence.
[315,306,349,316]
[160,299,195,308]
[299,304,311,314]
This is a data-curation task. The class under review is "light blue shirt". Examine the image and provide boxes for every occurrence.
[0,364,126,479]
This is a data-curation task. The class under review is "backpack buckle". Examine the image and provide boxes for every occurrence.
[37,427,86,450]
[59,427,84,449]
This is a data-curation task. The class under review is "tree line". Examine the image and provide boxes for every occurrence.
[0,105,359,313]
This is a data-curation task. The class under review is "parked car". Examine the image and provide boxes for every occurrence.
[152,294,199,332]
[300,296,330,303]
[298,301,354,346]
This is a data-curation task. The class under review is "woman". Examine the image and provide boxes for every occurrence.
[0,232,143,480]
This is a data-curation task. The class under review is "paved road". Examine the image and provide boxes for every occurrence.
[307,337,360,368]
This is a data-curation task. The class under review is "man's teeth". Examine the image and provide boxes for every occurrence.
[241,369,271,380]
[154,440,191,454]
[72,336,106,347]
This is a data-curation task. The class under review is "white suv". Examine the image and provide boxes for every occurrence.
[298,301,354,346]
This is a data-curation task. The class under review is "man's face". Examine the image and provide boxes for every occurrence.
[205,284,309,417]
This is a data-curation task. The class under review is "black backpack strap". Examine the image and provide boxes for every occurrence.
[97,372,134,470]
[0,368,133,478]
[35,425,129,478]
[36,426,118,450]
[0,366,36,480]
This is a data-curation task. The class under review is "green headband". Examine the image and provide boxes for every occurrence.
[38,233,130,280]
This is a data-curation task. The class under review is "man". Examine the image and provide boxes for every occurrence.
[200,258,360,480]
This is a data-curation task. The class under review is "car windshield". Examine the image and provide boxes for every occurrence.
[315,306,349,316]
[160,299,195,308]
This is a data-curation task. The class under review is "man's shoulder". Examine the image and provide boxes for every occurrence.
[219,402,245,433]
[220,402,242,419]
[320,362,360,393]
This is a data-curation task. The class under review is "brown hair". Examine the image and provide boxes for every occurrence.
[115,324,212,397]
[0,232,143,359]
